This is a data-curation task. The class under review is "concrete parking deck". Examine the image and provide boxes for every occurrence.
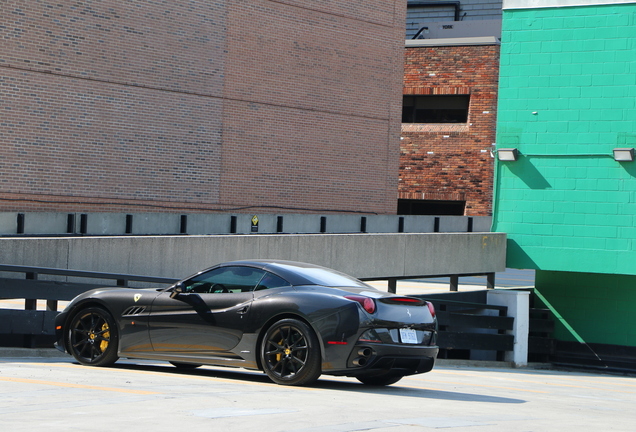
[1,356,633,432]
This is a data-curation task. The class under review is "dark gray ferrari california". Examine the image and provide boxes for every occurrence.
[54,260,438,386]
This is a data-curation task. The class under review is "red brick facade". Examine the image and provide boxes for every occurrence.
[0,1,405,215]
[400,44,500,216]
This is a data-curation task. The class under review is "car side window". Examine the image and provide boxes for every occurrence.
[183,266,266,294]
[254,272,292,291]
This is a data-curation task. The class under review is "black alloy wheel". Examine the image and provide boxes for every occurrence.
[356,373,404,386]
[68,307,119,366]
[260,318,321,386]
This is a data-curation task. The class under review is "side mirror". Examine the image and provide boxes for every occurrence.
[170,282,185,299]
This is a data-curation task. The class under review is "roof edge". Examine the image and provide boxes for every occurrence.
[405,36,500,47]
[503,0,636,9]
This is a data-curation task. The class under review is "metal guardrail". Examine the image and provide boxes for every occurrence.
[0,264,179,286]
[415,293,515,360]
[362,273,495,293]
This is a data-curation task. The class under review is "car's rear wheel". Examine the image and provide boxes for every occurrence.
[68,307,119,366]
[261,318,321,386]
[356,373,403,386]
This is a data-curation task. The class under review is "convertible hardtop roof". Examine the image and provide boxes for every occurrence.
[218,259,369,288]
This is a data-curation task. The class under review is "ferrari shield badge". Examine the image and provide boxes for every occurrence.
[134,294,142,302]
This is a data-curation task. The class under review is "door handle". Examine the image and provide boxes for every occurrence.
[237,306,249,315]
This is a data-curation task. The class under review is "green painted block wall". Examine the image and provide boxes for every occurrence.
[494,4,636,275]
[536,270,636,346]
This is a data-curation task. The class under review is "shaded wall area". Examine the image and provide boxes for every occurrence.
[535,270,636,347]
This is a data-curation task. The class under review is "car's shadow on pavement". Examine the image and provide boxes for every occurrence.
[314,379,526,404]
[105,360,526,405]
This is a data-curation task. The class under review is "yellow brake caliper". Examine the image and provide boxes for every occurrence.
[100,323,110,352]
[277,338,284,361]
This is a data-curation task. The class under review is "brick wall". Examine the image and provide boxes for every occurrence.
[400,44,500,216]
[0,0,405,215]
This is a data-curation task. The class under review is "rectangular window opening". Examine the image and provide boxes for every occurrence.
[398,199,465,216]
[402,95,470,123]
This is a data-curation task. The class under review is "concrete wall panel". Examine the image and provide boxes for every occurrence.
[84,213,127,235]
[185,214,232,235]
[472,216,493,232]
[438,216,470,233]
[0,233,506,284]
[23,213,69,235]
[403,216,436,233]
[403,233,506,276]
[366,215,401,233]
[0,213,17,235]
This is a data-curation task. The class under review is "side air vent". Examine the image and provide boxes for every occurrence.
[122,306,147,316]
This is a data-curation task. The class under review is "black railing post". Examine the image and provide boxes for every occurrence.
[80,214,88,234]
[17,213,25,234]
[67,214,76,234]
[388,278,397,294]
[125,214,134,234]
[487,273,495,289]
[320,217,327,233]
[24,272,38,310]
[23,271,38,348]
[180,215,188,234]
[450,275,459,291]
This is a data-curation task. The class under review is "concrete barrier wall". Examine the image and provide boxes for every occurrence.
[0,212,492,236]
[0,233,506,284]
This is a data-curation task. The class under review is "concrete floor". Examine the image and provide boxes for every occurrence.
[0,355,633,432]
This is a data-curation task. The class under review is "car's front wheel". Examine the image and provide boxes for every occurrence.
[68,307,119,366]
[260,318,321,386]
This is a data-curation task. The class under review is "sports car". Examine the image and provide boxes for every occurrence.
[54,260,438,386]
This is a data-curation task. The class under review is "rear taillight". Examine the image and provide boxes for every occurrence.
[379,297,425,306]
[345,295,376,314]
[427,301,436,318]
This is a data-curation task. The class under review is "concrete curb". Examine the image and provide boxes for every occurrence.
[436,359,552,369]
[0,347,67,358]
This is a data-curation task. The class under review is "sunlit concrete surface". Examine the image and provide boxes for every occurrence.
[0,356,633,432]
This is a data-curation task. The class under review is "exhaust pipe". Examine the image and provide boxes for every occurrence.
[353,347,373,366]
[358,348,372,357]
[352,357,367,366]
